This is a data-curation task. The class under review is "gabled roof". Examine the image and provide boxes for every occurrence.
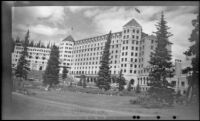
[123,18,141,28]
[62,35,75,42]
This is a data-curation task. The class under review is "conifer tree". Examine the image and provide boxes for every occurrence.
[117,70,126,91]
[43,45,60,88]
[127,80,132,92]
[11,37,15,52]
[29,41,34,47]
[135,83,141,93]
[16,36,20,43]
[62,67,68,83]
[148,12,174,105]
[183,14,199,102]
[81,75,87,88]
[96,31,112,90]
[15,30,30,81]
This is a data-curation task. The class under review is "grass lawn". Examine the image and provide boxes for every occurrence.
[8,71,198,120]
[6,86,199,120]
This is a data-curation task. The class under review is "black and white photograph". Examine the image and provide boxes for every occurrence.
[2,1,199,120]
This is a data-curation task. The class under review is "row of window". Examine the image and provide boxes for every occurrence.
[60,43,73,46]
[124,29,140,34]
[121,52,138,56]
[73,44,120,53]
[122,46,138,51]
[122,40,139,45]
[59,47,73,50]
[75,34,122,45]
[123,35,140,39]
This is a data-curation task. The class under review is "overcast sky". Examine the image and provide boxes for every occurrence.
[12,6,198,67]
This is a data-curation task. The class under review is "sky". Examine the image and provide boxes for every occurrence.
[12,6,199,68]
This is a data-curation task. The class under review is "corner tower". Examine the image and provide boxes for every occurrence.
[120,18,142,87]
[59,35,75,73]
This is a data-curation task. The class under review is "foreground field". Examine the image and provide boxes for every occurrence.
[5,87,199,120]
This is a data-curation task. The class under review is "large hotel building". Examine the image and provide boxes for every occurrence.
[12,18,188,93]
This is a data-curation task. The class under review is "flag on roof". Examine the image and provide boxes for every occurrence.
[135,8,141,14]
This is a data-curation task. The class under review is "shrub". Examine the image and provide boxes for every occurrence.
[77,80,82,86]
[129,93,170,108]
[135,84,141,93]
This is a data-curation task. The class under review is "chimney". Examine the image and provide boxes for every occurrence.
[175,59,182,77]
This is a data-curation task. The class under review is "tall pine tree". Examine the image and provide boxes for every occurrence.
[43,45,60,88]
[96,31,112,90]
[62,67,68,83]
[183,14,199,102]
[15,30,30,80]
[148,12,174,105]
[117,70,126,91]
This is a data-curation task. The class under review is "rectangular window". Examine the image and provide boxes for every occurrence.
[131,52,133,56]
[132,35,135,39]
[151,45,154,49]
[130,70,132,73]
[135,59,137,62]
[151,39,154,43]
[181,82,185,87]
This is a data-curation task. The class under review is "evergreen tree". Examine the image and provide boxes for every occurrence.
[81,75,87,88]
[15,36,20,43]
[148,12,175,105]
[37,41,41,48]
[15,30,30,81]
[96,31,112,90]
[43,45,60,88]
[127,81,132,92]
[117,70,126,91]
[11,37,15,52]
[183,14,199,102]
[62,67,68,82]
[135,83,141,93]
[29,41,34,47]
[41,43,45,48]
[47,42,50,48]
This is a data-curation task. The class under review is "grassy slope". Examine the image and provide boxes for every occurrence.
[8,88,199,120]
[9,71,198,120]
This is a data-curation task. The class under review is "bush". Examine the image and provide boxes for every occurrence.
[135,84,141,93]
[129,93,171,108]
